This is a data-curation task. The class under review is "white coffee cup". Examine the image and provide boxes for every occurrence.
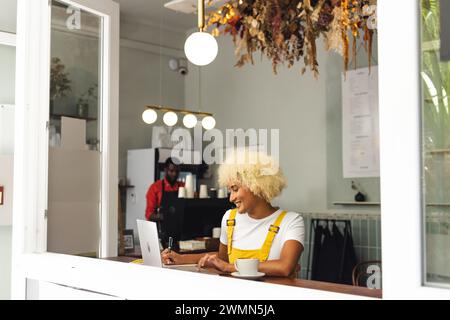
[212,227,221,238]
[217,189,226,199]
[199,184,208,198]
[234,258,259,276]
[185,174,194,194]
[186,189,194,199]
[178,187,186,198]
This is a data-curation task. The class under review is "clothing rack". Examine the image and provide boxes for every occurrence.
[306,218,353,282]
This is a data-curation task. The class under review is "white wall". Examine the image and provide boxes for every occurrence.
[121,19,186,51]
[119,22,186,178]
[185,36,380,213]
[185,36,327,211]
[325,38,380,210]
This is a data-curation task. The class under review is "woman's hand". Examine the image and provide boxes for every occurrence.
[197,253,234,273]
[161,249,184,265]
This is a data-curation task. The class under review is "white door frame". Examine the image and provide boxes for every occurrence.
[378,0,450,298]
[12,0,119,299]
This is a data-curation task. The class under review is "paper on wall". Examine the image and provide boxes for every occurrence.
[342,67,380,178]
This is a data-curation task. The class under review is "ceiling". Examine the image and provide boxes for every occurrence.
[114,0,197,32]
[1,0,204,34]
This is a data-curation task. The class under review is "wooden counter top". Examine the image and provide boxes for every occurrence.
[256,276,381,298]
[105,256,382,299]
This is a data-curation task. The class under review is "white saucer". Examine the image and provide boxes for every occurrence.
[231,272,265,280]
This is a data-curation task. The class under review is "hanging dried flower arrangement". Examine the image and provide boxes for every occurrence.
[206,0,377,77]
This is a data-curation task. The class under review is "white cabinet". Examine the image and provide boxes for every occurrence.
[47,147,100,255]
[46,117,102,256]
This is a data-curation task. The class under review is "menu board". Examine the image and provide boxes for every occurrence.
[342,67,379,178]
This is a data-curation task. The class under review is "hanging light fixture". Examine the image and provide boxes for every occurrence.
[202,115,216,130]
[142,108,158,124]
[163,111,178,126]
[184,0,218,66]
[143,106,215,130]
[183,113,198,128]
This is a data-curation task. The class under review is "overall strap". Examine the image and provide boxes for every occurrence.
[226,209,238,256]
[259,211,287,261]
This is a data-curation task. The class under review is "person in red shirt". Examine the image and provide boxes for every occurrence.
[145,157,184,221]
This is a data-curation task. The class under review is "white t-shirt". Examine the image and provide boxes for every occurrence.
[220,209,305,261]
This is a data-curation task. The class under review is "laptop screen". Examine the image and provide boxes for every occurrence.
[136,220,163,267]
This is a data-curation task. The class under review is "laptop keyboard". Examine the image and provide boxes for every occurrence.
[163,264,221,274]
[163,264,199,272]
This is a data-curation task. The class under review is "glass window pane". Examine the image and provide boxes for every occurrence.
[47,0,103,257]
[421,0,450,286]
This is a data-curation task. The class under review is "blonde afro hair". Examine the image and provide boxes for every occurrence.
[218,148,286,202]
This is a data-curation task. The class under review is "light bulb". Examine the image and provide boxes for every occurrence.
[142,109,157,124]
[163,111,178,126]
[202,116,216,130]
[183,114,198,128]
[184,32,218,66]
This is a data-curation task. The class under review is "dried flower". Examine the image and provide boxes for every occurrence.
[206,0,377,76]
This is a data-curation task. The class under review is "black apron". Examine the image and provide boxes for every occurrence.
[311,221,357,285]
[157,180,180,249]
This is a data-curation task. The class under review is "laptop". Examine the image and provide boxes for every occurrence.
[136,219,201,272]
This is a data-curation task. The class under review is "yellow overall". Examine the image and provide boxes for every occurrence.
[226,209,287,263]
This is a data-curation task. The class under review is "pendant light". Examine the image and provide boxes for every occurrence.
[183,113,198,128]
[201,115,216,130]
[184,0,218,66]
[142,108,157,124]
[163,111,178,126]
[143,105,215,129]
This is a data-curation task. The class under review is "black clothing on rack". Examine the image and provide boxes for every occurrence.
[307,219,357,285]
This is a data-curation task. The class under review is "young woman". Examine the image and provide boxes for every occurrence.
[161,150,304,277]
